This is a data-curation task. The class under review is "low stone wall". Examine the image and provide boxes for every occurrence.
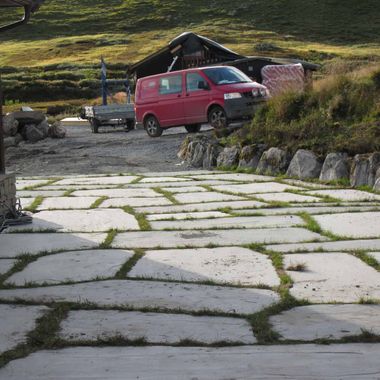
[0,174,16,217]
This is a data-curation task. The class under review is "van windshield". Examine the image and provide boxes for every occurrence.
[203,67,252,85]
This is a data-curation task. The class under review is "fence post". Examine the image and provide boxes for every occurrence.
[0,74,5,174]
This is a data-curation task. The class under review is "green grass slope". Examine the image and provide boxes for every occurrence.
[0,0,379,106]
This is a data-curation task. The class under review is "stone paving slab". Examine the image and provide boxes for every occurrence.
[5,250,134,286]
[112,228,326,249]
[306,189,380,202]
[186,173,275,182]
[100,197,173,208]
[270,305,380,341]
[72,188,161,198]
[174,191,246,204]
[54,176,138,186]
[284,253,380,302]
[129,247,280,287]
[59,310,256,344]
[146,211,229,221]
[161,186,208,193]
[0,233,107,258]
[150,215,303,230]
[140,177,191,183]
[0,280,280,315]
[255,192,322,203]
[16,179,52,190]
[369,252,380,262]
[5,209,139,233]
[41,184,120,190]
[0,304,49,354]
[129,180,235,188]
[2,344,380,379]
[0,259,16,275]
[37,197,99,210]
[134,200,267,214]
[280,179,334,189]
[19,198,35,208]
[236,205,380,216]
[18,190,66,198]
[314,212,380,238]
[266,239,380,253]
[211,182,302,194]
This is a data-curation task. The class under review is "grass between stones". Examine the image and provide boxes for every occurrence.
[122,206,151,231]
[23,196,44,213]
[115,249,146,279]
[130,176,144,185]
[20,178,63,191]
[89,196,109,209]
[152,187,180,205]
[99,229,118,249]
[350,251,380,271]
[63,189,75,196]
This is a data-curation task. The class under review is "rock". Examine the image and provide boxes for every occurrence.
[368,152,380,187]
[12,110,45,126]
[238,144,266,170]
[217,146,240,168]
[35,120,49,138]
[319,153,350,182]
[48,124,66,139]
[286,149,322,179]
[257,147,291,175]
[177,137,190,160]
[350,153,380,187]
[203,144,221,169]
[14,133,23,145]
[4,136,17,149]
[374,169,380,191]
[2,114,19,136]
[24,124,45,142]
[190,142,206,168]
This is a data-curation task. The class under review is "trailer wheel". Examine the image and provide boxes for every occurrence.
[185,124,202,133]
[144,115,163,137]
[90,118,100,134]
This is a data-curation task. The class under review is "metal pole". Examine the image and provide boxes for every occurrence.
[0,73,5,174]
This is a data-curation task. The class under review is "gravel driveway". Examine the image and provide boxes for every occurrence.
[5,124,212,176]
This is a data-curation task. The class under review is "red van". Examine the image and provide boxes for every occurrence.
[135,66,269,137]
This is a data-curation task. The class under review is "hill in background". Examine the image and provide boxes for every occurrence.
[0,0,379,108]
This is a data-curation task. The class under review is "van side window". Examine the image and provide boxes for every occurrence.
[186,73,208,92]
[159,75,182,95]
[140,80,157,98]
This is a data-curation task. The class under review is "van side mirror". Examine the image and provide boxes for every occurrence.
[198,81,210,90]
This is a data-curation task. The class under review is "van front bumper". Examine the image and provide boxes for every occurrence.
[224,98,266,120]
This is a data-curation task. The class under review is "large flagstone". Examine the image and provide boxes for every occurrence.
[0,304,49,354]
[5,250,134,286]
[54,176,138,186]
[112,228,326,249]
[174,191,246,204]
[4,209,139,233]
[37,197,99,210]
[306,189,380,202]
[72,188,161,198]
[0,259,16,275]
[59,310,256,344]
[284,253,380,302]
[270,304,380,341]
[211,182,302,194]
[146,211,229,221]
[100,197,172,208]
[150,215,303,230]
[128,247,280,287]
[1,344,380,379]
[0,280,280,315]
[0,233,106,258]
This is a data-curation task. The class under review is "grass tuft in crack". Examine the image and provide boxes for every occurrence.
[115,249,145,278]
[152,187,180,205]
[90,196,108,209]
[23,196,44,213]
[123,206,151,231]
[99,229,118,249]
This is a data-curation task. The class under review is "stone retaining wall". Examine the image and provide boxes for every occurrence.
[0,174,16,217]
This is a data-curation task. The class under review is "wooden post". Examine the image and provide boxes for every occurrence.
[0,73,5,175]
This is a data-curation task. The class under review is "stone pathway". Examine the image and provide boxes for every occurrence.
[0,171,379,378]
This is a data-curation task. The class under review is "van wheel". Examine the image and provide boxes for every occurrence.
[144,115,163,137]
[208,106,227,130]
[185,124,201,133]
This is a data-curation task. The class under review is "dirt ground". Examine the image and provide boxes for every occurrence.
[5,124,212,176]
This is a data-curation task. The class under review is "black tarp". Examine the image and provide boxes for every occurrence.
[128,32,319,82]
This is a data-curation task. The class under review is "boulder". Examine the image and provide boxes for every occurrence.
[350,153,380,187]
[190,142,206,168]
[177,136,191,160]
[4,136,17,149]
[203,144,222,169]
[217,146,240,168]
[35,120,49,138]
[24,124,45,142]
[2,114,19,136]
[374,168,380,192]
[12,110,45,126]
[238,144,266,170]
[319,153,350,182]
[48,124,66,139]
[14,133,23,145]
[286,150,322,179]
[257,147,291,175]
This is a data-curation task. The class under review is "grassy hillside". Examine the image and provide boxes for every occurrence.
[0,0,379,108]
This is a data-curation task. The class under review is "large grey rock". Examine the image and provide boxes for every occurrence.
[203,143,221,169]
[2,345,380,379]
[48,123,66,138]
[12,110,45,126]
[190,141,206,168]
[319,152,350,182]
[217,146,240,168]
[349,153,380,187]
[35,120,49,138]
[286,149,322,179]
[24,124,45,142]
[2,114,19,136]
[375,176,380,192]
[238,144,266,170]
[257,147,291,175]
[4,136,17,149]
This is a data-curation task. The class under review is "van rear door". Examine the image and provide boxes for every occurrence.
[155,73,185,127]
